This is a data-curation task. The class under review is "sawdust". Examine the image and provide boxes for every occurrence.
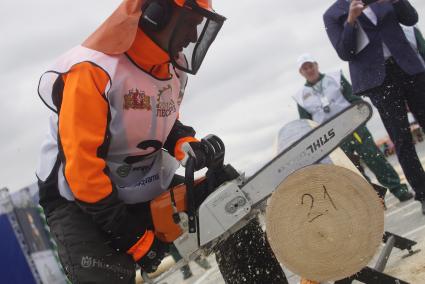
[385,237,425,283]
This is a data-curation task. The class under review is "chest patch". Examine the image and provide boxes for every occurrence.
[156,84,177,118]
[123,88,152,111]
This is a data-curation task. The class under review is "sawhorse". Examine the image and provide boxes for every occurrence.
[335,232,420,284]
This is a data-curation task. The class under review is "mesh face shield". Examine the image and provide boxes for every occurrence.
[169,0,226,75]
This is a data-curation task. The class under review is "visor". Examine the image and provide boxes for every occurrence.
[169,0,226,74]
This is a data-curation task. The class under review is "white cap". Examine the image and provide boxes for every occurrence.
[297,53,316,69]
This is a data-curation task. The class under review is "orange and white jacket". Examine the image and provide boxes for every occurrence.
[36,29,194,256]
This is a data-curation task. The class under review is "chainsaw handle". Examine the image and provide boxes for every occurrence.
[184,135,226,234]
[201,134,225,170]
[185,156,197,233]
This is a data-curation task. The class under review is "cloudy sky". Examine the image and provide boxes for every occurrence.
[1,0,424,192]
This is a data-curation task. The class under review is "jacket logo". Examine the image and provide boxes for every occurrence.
[81,256,93,268]
[123,89,152,110]
[156,85,176,118]
[116,164,132,178]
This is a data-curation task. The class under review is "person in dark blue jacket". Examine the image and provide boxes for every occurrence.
[324,0,425,214]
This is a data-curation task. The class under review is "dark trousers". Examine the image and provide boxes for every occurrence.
[46,202,136,284]
[340,126,408,198]
[365,58,425,201]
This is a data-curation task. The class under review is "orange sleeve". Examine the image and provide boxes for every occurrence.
[59,62,112,203]
[58,62,157,256]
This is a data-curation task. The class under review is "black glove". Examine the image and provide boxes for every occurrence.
[137,237,170,273]
[175,139,208,170]
[175,135,225,171]
[187,141,209,170]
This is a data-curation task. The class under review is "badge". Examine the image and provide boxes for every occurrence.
[117,164,131,178]
[302,92,312,100]
[123,89,152,110]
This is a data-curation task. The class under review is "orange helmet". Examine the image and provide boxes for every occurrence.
[174,0,212,10]
[83,0,225,74]
[167,0,226,74]
[83,0,144,55]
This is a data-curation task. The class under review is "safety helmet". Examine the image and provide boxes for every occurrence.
[171,0,226,74]
[83,0,226,74]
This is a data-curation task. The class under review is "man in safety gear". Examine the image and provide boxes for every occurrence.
[36,0,288,283]
[294,53,413,202]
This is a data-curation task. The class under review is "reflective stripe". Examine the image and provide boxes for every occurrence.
[353,132,363,144]
[127,230,155,261]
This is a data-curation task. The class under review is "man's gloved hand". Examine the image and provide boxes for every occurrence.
[136,237,170,273]
[175,135,225,171]
[175,137,208,170]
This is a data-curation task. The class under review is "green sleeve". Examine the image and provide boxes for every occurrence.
[297,104,312,120]
[414,27,425,61]
[340,74,363,103]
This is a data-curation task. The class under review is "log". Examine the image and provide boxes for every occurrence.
[267,120,384,282]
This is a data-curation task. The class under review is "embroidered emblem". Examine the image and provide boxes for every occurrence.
[302,92,312,100]
[116,164,131,178]
[158,85,172,98]
[156,84,177,118]
[177,89,185,106]
[123,89,152,110]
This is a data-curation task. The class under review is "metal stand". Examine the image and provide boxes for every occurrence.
[335,231,419,284]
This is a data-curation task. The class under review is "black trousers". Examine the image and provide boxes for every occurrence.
[365,58,425,201]
[46,202,137,284]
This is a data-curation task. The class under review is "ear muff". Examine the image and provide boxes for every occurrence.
[139,0,173,32]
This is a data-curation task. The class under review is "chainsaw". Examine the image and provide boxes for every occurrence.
[147,101,372,280]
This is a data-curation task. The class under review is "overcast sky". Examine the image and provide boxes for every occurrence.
[1,0,424,192]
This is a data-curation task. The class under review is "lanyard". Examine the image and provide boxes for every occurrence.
[312,79,331,113]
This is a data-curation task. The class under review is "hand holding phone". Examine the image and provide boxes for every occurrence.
[347,0,366,25]
[362,0,379,5]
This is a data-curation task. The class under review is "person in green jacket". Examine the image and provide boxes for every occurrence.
[294,53,413,202]
[414,26,425,62]
[401,25,425,63]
